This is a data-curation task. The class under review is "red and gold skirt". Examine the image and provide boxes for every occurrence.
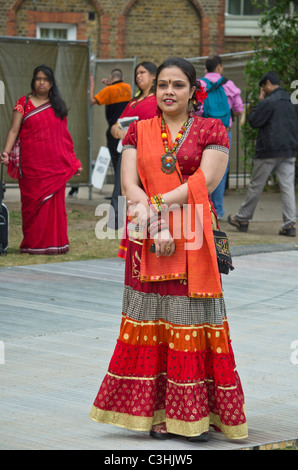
[90,238,248,439]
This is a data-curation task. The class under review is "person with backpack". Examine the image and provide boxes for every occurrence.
[228,71,298,237]
[197,55,244,219]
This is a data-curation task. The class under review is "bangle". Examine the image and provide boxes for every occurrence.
[148,216,168,237]
[155,193,167,211]
[148,193,167,214]
[147,212,159,227]
[148,197,159,214]
[149,222,168,238]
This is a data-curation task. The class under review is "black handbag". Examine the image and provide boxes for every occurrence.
[213,229,234,275]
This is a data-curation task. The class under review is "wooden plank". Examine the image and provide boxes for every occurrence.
[0,253,298,450]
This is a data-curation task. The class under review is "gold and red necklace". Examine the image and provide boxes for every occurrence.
[160,117,188,174]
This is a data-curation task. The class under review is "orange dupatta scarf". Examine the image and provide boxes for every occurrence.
[136,116,222,299]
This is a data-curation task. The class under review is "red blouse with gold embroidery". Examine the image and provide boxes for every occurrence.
[122,114,230,183]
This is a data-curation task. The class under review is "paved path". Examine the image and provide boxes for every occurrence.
[0,252,298,450]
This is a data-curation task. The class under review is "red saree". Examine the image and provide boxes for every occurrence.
[8,96,81,255]
[90,116,248,440]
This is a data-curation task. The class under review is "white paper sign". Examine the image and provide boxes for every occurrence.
[116,116,139,153]
[92,146,111,190]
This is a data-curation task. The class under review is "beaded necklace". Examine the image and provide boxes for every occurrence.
[160,117,188,174]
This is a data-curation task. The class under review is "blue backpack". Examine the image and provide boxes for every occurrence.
[201,77,231,127]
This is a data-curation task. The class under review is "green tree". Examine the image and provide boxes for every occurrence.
[242,0,298,170]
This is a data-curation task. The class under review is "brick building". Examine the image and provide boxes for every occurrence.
[1,0,265,64]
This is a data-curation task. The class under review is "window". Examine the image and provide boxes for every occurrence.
[40,28,67,40]
[36,23,77,41]
[225,1,297,36]
[225,0,267,36]
[226,0,276,16]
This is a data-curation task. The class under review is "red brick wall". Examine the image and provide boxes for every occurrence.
[2,0,237,62]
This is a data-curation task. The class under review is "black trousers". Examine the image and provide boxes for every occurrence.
[106,129,125,230]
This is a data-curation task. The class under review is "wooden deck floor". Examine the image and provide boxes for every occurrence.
[0,252,297,451]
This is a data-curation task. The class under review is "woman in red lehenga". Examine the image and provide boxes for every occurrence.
[0,65,82,255]
[90,58,248,442]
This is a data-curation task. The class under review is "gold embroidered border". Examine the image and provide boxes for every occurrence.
[123,315,228,330]
[189,291,223,299]
[90,406,248,440]
[105,371,241,391]
[90,406,165,432]
[140,272,188,282]
[128,237,143,245]
[210,412,248,440]
[167,416,210,437]
[107,371,167,381]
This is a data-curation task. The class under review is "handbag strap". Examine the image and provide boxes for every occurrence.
[23,95,29,121]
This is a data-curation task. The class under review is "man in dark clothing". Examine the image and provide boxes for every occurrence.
[90,69,132,229]
[228,71,298,237]
[90,68,131,173]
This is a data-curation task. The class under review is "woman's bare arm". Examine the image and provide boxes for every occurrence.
[199,148,229,194]
[0,110,23,164]
[111,123,127,140]
[147,148,228,209]
[121,147,147,205]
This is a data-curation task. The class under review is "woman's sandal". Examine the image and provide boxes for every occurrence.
[150,423,174,440]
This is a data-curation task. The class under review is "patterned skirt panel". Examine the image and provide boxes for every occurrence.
[90,239,248,439]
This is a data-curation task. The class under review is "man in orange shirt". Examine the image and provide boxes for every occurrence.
[90,69,132,229]
[90,68,132,172]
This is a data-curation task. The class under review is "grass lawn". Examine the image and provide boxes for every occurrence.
[1,191,297,268]
[0,202,122,267]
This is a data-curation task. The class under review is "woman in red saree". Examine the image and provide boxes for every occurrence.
[109,61,158,235]
[90,58,248,442]
[0,65,82,255]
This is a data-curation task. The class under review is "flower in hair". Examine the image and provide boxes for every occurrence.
[195,82,208,104]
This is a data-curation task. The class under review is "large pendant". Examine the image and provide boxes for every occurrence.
[161,152,177,174]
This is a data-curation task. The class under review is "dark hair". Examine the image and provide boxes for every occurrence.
[205,55,222,73]
[259,71,281,87]
[111,68,123,80]
[134,61,157,96]
[156,57,196,88]
[155,57,200,111]
[31,65,68,120]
